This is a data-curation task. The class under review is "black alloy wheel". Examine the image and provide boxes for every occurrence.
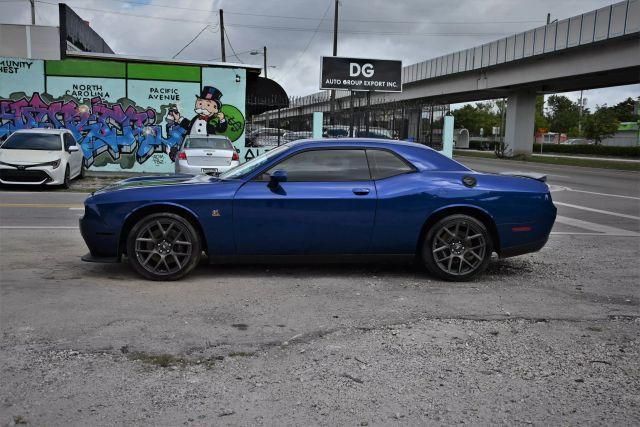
[126,213,201,280]
[422,214,492,281]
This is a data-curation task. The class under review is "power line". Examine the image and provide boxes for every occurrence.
[275,0,333,83]
[225,22,511,37]
[208,42,263,62]
[172,25,211,59]
[225,11,544,25]
[34,0,216,25]
[222,26,244,64]
[67,0,544,25]
[32,0,542,28]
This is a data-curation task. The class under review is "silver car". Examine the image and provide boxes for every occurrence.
[175,135,240,175]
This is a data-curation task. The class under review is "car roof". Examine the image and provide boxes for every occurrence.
[287,138,433,150]
[13,128,69,135]
[185,134,230,139]
[269,138,468,173]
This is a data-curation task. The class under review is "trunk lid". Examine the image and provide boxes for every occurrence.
[185,148,233,167]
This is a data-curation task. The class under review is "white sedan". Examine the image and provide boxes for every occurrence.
[0,129,85,188]
[174,135,240,176]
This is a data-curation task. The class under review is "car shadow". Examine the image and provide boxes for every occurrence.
[79,254,533,283]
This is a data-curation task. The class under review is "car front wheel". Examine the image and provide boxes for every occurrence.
[422,214,492,281]
[126,213,201,281]
[62,165,70,189]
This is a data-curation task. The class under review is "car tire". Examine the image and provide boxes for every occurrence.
[422,214,493,282]
[62,165,70,189]
[126,212,201,281]
[78,163,85,179]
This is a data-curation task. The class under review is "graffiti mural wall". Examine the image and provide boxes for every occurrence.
[0,56,247,173]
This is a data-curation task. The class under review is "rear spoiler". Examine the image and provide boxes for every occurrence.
[499,171,547,182]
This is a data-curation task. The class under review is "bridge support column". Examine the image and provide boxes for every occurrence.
[504,91,536,156]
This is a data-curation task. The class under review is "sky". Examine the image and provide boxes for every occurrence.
[1,0,638,110]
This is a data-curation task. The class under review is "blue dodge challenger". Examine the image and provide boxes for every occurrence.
[80,139,556,281]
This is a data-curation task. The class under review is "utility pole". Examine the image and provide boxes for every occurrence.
[219,9,226,62]
[329,0,339,126]
[578,90,584,134]
[263,46,268,78]
[332,0,339,56]
[29,0,35,25]
[546,13,551,24]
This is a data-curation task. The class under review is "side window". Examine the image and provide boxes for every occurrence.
[265,149,370,182]
[367,149,415,180]
[64,133,76,149]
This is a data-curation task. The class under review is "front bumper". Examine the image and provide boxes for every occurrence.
[81,253,120,263]
[79,203,121,260]
[174,160,239,175]
[0,164,65,185]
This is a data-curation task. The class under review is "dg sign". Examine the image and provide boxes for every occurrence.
[320,56,402,92]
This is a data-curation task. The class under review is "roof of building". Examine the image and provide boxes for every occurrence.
[66,51,262,72]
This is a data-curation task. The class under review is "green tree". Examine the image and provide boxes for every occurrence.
[583,106,620,145]
[452,102,500,136]
[546,95,580,135]
[609,97,639,122]
[535,96,549,132]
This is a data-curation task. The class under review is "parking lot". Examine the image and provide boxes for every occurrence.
[1,157,639,425]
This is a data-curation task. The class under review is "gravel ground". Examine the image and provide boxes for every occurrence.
[2,318,638,426]
[1,225,639,425]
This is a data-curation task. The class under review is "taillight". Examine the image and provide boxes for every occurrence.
[178,152,187,160]
[232,151,239,161]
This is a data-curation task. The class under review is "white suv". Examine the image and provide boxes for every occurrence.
[0,129,85,188]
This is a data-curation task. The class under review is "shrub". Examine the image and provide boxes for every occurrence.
[532,144,640,158]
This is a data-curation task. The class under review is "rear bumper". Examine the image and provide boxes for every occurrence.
[499,234,549,258]
[174,160,239,175]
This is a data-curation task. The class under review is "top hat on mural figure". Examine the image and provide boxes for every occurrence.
[197,86,223,101]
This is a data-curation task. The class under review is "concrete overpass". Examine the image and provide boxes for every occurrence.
[269,0,640,155]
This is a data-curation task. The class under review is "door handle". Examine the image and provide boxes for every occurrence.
[352,188,370,196]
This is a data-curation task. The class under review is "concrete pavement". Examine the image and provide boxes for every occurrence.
[1,159,639,425]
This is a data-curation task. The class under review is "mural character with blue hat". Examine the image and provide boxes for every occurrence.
[168,86,228,136]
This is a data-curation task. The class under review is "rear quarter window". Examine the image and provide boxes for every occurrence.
[367,149,416,179]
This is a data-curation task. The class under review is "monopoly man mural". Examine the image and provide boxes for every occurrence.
[0,57,247,173]
[169,86,228,136]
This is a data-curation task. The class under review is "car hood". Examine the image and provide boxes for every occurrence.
[0,149,61,164]
[93,174,215,195]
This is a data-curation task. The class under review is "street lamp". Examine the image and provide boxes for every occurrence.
[250,46,269,78]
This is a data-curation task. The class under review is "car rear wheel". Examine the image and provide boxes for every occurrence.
[126,213,201,281]
[422,214,492,281]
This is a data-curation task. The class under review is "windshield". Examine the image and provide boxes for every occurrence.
[219,144,289,180]
[1,133,62,150]
[185,137,233,150]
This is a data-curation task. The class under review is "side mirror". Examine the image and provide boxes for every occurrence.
[268,169,287,188]
[68,145,79,152]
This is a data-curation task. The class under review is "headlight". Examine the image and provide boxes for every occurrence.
[49,159,61,169]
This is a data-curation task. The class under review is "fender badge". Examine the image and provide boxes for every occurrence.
[211,209,221,217]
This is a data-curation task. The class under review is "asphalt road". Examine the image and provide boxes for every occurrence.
[1,158,639,425]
